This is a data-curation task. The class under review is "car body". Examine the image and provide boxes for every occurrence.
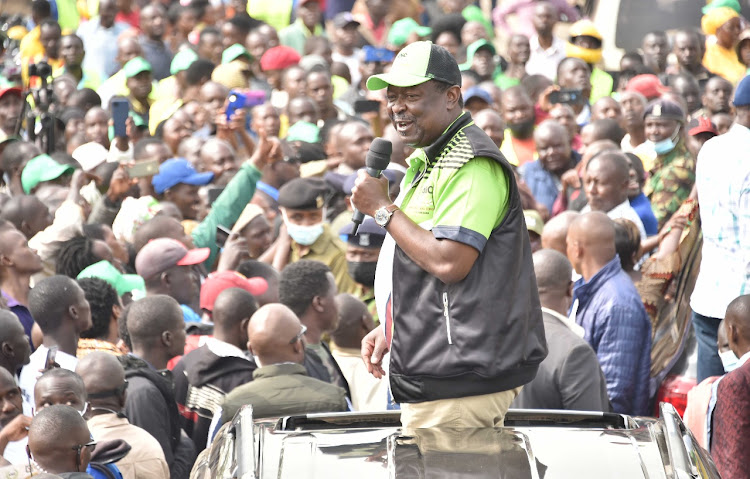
[191,403,719,478]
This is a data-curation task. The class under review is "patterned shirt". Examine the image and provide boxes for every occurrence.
[643,139,696,229]
[691,123,750,318]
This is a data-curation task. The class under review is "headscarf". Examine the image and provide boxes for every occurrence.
[701,6,740,36]
[702,0,741,15]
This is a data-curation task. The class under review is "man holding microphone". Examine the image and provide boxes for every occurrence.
[350,41,546,429]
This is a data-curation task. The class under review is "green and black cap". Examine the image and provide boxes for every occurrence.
[366,41,461,91]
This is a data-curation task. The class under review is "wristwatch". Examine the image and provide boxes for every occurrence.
[374,204,399,228]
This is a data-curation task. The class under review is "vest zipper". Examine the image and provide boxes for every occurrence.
[443,292,453,345]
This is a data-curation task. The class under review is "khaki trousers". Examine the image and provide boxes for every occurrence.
[400,387,522,429]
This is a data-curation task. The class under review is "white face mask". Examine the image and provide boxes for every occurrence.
[719,350,739,373]
[282,210,325,246]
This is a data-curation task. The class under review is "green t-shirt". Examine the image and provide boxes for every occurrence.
[400,119,510,253]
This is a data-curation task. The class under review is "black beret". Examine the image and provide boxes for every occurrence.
[278,177,328,210]
[339,217,385,248]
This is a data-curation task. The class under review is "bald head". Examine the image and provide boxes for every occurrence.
[134,215,187,253]
[76,351,126,399]
[212,287,258,330]
[581,139,619,168]
[533,249,573,292]
[28,404,91,473]
[725,295,750,357]
[541,211,579,254]
[567,212,616,277]
[0,309,31,373]
[247,304,305,365]
[331,294,374,349]
[126,295,183,346]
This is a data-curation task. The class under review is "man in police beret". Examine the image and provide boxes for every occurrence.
[340,217,385,322]
[642,98,695,229]
[269,177,358,295]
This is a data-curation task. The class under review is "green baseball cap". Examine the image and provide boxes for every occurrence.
[77,260,146,298]
[222,43,252,65]
[286,121,320,143]
[170,49,198,75]
[387,18,432,48]
[460,39,496,71]
[21,154,74,194]
[123,57,152,79]
[366,41,461,91]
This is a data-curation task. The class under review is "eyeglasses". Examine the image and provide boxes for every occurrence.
[72,437,97,472]
[289,324,307,345]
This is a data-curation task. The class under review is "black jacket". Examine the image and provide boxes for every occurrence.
[389,113,547,403]
[120,355,196,479]
[172,344,256,452]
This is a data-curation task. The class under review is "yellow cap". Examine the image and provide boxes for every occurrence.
[569,19,602,41]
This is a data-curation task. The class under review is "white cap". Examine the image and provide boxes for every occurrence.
[72,142,109,172]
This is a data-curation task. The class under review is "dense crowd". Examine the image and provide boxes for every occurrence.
[0,0,747,477]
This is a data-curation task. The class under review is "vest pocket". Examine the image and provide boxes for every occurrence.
[442,292,453,345]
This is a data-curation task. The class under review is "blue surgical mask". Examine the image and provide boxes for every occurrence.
[285,220,324,245]
[719,350,739,373]
[646,126,681,155]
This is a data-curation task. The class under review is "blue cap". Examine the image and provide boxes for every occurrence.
[152,158,214,194]
[463,86,493,105]
[339,217,385,248]
[735,75,750,107]
[363,46,395,63]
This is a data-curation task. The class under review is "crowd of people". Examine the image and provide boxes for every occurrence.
[0,0,746,477]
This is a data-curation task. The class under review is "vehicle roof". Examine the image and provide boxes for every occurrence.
[194,407,719,479]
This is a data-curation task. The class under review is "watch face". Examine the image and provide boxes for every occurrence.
[375,208,389,225]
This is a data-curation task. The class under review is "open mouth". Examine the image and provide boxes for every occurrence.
[394,120,413,133]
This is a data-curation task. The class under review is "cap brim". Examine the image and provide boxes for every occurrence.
[689,127,718,136]
[181,171,215,186]
[367,72,431,91]
[41,163,74,182]
[246,277,268,296]
[177,247,210,266]
[118,274,146,296]
[415,26,432,37]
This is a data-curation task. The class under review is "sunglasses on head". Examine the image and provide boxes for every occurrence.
[289,324,307,345]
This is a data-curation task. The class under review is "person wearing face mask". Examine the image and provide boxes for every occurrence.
[339,218,385,322]
[641,99,695,230]
[270,177,358,295]
[709,295,750,478]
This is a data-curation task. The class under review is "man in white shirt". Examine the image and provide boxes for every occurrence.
[581,150,646,240]
[18,276,92,416]
[330,13,362,89]
[691,76,750,383]
[524,2,567,81]
[0,367,30,465]
[77,0,130,80]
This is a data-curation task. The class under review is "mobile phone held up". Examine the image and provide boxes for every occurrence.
[111,98,130,137]
[353,99,380,114]
[216,224,231,248]
[549,89,584,105]
[125,159,159,178]
[226,90,266,120]
[44,345,58,371]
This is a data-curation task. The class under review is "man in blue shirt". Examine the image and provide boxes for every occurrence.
[567,212,651,415]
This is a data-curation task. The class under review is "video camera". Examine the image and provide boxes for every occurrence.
[27,61,52,79]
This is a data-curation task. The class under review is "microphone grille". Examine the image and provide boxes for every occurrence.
[366,138,392,169]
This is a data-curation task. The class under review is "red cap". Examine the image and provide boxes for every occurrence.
[687,116,719,136]
[260,46,302,72]
[199,270,268,311]
[0,87,22,100]
[625,74,669,100]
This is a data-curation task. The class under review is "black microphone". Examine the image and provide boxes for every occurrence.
[351,138,392,235]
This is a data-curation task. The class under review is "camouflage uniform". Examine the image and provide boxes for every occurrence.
[643,139,696,229]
